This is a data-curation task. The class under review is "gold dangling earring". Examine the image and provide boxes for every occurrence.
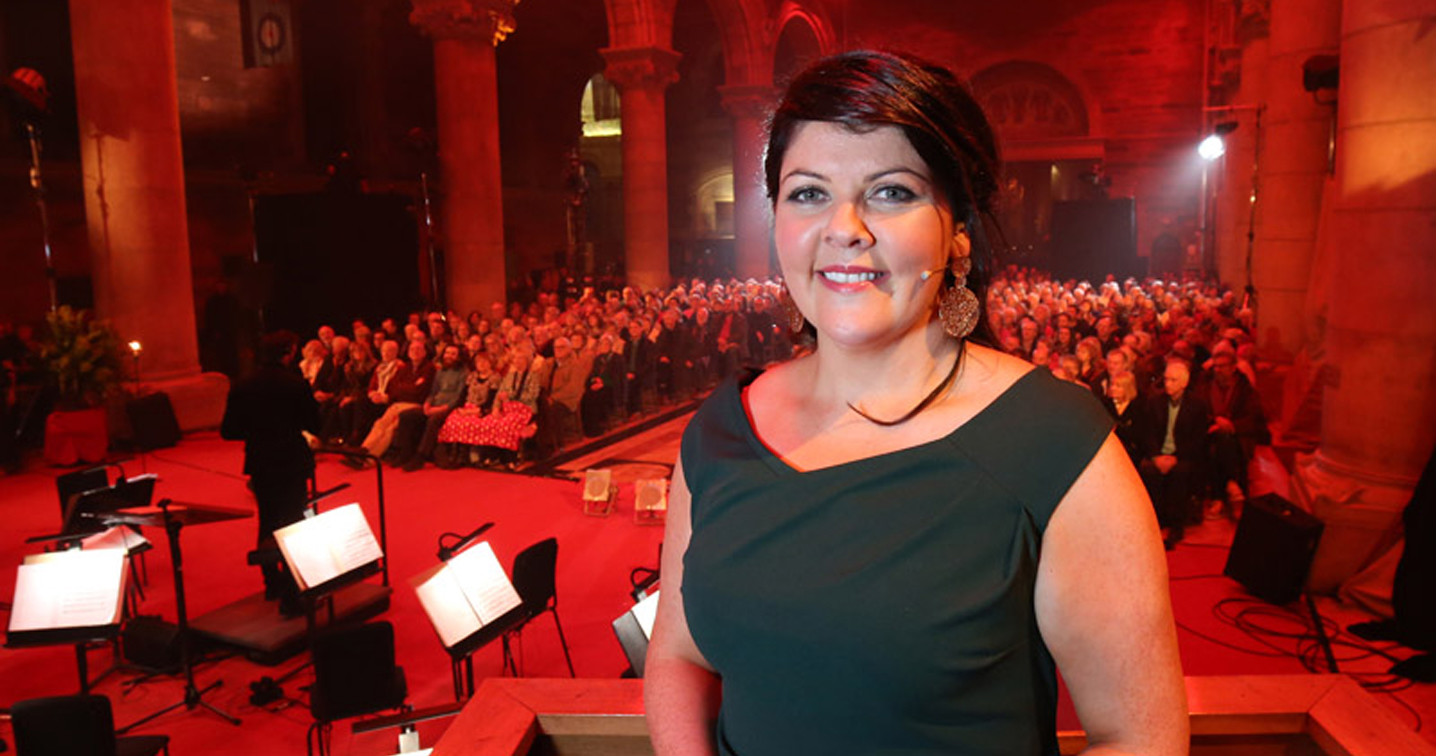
[779,284,805,334]
[937,256,980,339]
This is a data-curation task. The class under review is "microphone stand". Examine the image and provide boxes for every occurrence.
[23,121,57,312]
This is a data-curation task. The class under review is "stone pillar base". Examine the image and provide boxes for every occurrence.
[131,372,231,433]
[1291,451,1409,595]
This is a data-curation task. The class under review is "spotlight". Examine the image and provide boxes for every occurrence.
[1198,135,1226,161]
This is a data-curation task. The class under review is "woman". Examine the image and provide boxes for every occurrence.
[1106,370,1149,466]
[298,339,326,386]
[1075,335,1105,387]
[462,342,544,468]
[645,51,1185,756]
[325,338,376,443]
[436,351,503,466]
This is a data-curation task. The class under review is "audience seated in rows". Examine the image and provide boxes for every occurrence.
[247,265,1268,547]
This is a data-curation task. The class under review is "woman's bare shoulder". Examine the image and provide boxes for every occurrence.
[956,343,1039,400]
[745,354,812,411]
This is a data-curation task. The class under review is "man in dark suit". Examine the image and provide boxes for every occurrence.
[220,331,319,615]
[1139,359,1211,549]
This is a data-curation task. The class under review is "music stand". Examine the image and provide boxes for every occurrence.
[412,540,526,700]
[104,498,251,732]
[5,549,128,694]
[29,478,157,615]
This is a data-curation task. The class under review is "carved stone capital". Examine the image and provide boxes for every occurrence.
[1236,0,1270,42]
[600,46,682,93]
[410,0,519,46]
[717,84,778,122]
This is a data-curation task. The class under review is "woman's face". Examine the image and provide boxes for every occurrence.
[773,122,958,350]
[1109,375,1136,403]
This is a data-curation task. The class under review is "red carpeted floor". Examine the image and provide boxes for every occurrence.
[1,421,1432,754]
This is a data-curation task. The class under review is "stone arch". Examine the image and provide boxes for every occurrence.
[601,0,774,88]
[772,1,836,86]
[968,60,1092,142]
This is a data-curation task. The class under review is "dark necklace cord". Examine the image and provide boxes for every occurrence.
[847,340,966,427]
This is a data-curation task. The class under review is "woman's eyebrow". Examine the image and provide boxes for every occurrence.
[865,167,930,183]
[780,168,827,183]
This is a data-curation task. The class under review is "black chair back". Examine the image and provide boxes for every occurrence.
[55,467,109,525]
[12,694,117,756]
[310,620,407,722]
[511,537,559,616]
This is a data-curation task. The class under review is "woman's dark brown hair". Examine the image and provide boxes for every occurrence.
[764,50,1002,347]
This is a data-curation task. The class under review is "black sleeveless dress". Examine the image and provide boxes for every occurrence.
[679,367,1112,755]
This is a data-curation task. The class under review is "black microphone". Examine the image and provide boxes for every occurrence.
[437,522,495,562]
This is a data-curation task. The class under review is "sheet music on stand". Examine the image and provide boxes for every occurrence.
[412,541,524,652]
[7,548,127,646]
[80,525,150,553]
[273,502,384,595]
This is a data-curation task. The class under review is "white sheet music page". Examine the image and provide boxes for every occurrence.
[274,502,382,590]
[412,563,481,649]
[81,526,149,553]
[8,548,126,632]
[328,503,383,571]
[448,541,523,625]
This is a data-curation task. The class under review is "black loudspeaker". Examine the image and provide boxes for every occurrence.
[1048,198,1140,282]
[126,392,181,450]
[1224,494,1324,604]
[123,615,181,671]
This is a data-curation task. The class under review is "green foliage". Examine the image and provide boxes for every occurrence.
[39,306,122,409]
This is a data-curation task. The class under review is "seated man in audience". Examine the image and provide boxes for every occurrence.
[390,343,469,471]
[582,332,623,437]
[1091,347,1132,400]
[350,339,434,466]
[621,318,651,417]
[311,335,350,425]
[1203,348,1268,518]
[652,308,690,401]
[543,335,592,450]
[1139,359,1212,550]
[317,324,336,353]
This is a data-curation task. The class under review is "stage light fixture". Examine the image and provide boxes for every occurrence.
[1198,134,1226,161]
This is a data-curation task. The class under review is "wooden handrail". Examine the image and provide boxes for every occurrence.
[429,675,1429,756]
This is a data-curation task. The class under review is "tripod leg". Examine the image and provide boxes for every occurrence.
[195,676,243,725]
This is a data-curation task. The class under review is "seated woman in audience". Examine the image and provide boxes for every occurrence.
[465,341,545,468]
[436,351,503,466]
[299,339,326,386]
[1106,370,1149,466]
[1075,336,1105,387]
[322,338,375,443]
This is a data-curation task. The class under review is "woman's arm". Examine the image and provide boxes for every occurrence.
[1035,433,1188,755]
[645,456,721,756]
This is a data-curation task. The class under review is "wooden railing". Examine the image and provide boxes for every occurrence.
[426,675,1428,756]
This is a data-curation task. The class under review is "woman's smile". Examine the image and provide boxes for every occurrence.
[817,265,888,291]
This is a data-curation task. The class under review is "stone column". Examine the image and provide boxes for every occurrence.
[70,0,227,429]
[602,46,681,291]
[719,84,777,281]
[1251,0,1341,361]
[411,0,517,315]
[1214,7,1269,293]
[1292,0,1434,593]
